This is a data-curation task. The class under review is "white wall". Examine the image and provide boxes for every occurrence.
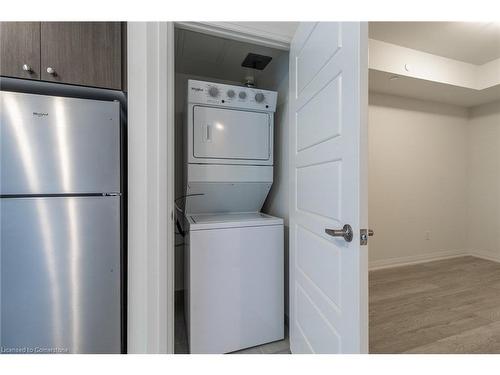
[262,77,289,223]
[467,101,500,261]
[368,93,470,268]
[261,53,290,316]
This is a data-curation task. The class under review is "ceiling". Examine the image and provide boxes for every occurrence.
[175,23,500,107]
[369,69,500,107]
[175,28,288,89]
[369,22,500,65]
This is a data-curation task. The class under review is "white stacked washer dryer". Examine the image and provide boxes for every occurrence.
[184,79,284,354]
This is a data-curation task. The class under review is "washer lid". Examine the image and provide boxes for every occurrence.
[188,212,283,230]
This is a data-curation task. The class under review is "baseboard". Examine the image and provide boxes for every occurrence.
[369,250,468,271]
[468,250,500,264]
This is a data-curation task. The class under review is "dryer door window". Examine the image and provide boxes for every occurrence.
[193,106,270,161]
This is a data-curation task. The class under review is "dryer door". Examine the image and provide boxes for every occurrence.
[192,106,271,162]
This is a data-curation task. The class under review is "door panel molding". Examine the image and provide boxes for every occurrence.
[289,22,368,354]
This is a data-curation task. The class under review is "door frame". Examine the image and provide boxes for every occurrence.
[175,22,294,51]
[127,21,367,354]
[127,21,175,353]
[359,22,369,353]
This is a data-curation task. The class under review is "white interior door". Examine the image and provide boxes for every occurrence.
[289,22,369,354]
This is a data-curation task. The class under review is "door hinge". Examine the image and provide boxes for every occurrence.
[360,229,374,246]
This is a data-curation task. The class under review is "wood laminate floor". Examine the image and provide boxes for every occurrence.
[370,256,500,353]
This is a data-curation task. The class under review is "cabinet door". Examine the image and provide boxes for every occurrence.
[0,22,41,80]
[41,22,122,90]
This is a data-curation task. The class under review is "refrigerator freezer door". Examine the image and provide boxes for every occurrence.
[0,196,121,353]
[0,91,120,195]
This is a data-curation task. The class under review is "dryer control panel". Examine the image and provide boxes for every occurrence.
[188,79,278,112]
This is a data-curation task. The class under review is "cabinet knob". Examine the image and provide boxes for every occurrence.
[46,67,57,76]
[22,64,33,73]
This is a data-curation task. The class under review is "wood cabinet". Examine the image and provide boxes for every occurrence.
[41,22,122,89]
[0,22,41,80]
[0,22,123,90]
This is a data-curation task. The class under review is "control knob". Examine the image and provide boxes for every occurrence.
[255,93,265,103]
[239,91,247,99]
[227,89,235,98]
[208,86,219,97]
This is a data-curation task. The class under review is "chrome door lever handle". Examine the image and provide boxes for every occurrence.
[325,224,353,242]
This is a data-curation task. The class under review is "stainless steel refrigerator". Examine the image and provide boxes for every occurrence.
[0,91,123,354]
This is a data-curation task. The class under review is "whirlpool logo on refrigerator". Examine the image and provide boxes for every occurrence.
[32,112,49,117]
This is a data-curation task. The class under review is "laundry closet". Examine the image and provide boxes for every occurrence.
[173,26,290,354]
[167,21,500,355]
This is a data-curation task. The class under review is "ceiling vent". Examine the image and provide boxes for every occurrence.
[241,53,273,70]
